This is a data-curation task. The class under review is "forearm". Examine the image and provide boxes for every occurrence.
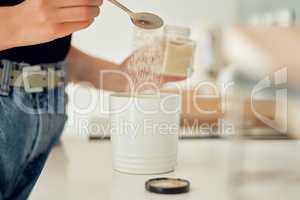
[66,46,127,92]
[0,6,18,51]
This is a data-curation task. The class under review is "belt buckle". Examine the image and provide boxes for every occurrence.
[23,65,45,93]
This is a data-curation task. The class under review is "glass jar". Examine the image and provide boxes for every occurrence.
[162,25,196,78]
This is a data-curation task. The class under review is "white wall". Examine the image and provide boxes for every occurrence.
[72,0,238,63]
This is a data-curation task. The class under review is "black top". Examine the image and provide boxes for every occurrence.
[0,0,72,65]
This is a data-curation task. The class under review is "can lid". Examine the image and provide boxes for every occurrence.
[145,178,190,194]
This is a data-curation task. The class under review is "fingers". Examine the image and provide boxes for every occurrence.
[51,0,102,23]
[14,0,102,47]
[53,0,103,8]
[55,6,100,22]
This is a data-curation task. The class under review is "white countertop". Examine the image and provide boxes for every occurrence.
[30,137,300,200]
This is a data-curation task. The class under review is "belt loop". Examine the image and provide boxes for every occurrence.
[0,59,13,96]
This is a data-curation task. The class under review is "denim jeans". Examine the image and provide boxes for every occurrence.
[0,62,67,200]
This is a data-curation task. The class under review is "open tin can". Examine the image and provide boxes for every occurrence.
[110,93,181,174]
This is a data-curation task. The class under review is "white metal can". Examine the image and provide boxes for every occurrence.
[110,93,181,174]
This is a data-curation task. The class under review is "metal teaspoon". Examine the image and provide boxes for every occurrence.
[107,0,164,30]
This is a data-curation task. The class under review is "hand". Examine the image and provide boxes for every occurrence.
[120,53,186,92]
[7,0,103,48]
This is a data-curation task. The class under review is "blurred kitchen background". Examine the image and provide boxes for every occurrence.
[64,0,300,139]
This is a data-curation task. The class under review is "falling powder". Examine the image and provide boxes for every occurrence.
[127,27,164,94]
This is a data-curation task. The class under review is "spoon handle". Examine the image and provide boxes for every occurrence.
[107,0,134,16]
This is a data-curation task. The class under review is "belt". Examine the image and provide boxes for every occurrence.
[0,60,65,96]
